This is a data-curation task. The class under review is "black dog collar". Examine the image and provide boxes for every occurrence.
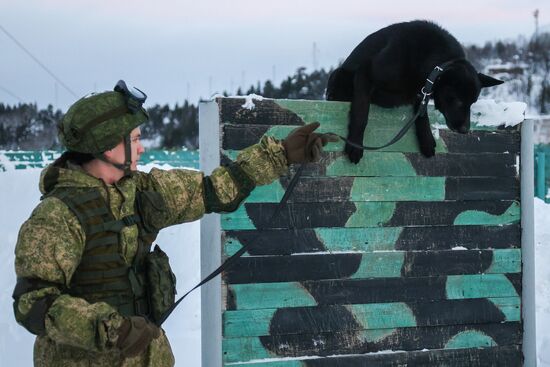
[420,58,465,103]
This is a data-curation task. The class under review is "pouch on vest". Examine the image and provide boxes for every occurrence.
[136,191,169,233]
[146,244,177,323]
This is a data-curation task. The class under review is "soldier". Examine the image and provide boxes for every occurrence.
[12,81,336,366]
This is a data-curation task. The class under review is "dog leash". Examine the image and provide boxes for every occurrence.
[157,164,306,326]
[157,60,457,326]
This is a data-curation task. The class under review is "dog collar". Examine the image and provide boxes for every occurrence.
[420,58,465,104]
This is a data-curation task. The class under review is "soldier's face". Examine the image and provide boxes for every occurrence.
[106,128,145,171]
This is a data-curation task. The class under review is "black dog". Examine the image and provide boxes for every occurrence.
[326,20,503,163]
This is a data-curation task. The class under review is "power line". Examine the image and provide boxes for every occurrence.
[0,84,23,102]
[0,24,78,98]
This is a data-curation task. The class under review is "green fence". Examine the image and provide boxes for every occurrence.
[535,144,550,201]
[0,150,199,172]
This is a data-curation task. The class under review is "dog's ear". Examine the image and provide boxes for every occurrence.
[478,73,504,88]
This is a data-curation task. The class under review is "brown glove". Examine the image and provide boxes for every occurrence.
[282,122,338,164]
[116,316,161,358]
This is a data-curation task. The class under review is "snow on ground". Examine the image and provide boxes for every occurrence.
[0,165,201,366]
[3,165,550,365]
[536,197,550,366]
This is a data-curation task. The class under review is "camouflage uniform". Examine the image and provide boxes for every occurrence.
[14,136,288,366]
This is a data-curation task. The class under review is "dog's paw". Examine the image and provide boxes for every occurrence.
[345,143,364,164]
[420,142,436,157]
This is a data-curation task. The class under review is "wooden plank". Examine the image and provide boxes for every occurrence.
[223,151,518,178]
[221,201,520,230]
[222,249,521,284]
[219,98,521,132]
[223,225,521,257]
[225,274,522,310]
[224,345,522,367]
[222,323,522,364]
[222,297,521,338]
[222,125,519,154]
[243,177,518,203]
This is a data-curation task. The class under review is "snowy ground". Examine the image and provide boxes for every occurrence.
[2,165,550,366]
[536,197,550,366]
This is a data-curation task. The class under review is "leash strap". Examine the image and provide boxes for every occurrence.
[157,164,306,326]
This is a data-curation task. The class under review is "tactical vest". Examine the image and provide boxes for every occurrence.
[50,187,156,318]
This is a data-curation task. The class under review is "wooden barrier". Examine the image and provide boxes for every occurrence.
[199,98,534,366]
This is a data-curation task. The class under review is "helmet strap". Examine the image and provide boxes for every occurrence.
[93,135,133,175]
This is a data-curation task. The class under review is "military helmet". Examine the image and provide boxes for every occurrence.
[58,81,149,154]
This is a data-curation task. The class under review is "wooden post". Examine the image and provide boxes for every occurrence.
[201,97,527,366]
[199,101,222,367]
[522,120,536,366]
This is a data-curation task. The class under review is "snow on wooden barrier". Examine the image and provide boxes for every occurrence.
[199,97,534,366]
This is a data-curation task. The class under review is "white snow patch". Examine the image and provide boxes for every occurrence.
[241,94,264,110]
[471,99,526,127]
[535,198,550,367]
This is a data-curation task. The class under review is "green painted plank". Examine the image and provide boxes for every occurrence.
[486,249,522,273]
[223,345,524,366]
[222,330,398,364]
[487,297,521,321]
[228,282,318,310]
[221,201,521,230]
[326,152,418,176]
[445,274,520,300]
[349,251,405,279]
[223,297,521,338]
[222,323,520,364]
[453,201,520,225]
[222,227,402,257]
[222,204,257,230]
[227,274,520,311]
[224,249,521,284]
[273,100,517,132]
[246,177,446,203]
[258,124,447,153]
[223,225,520,257]
[444,330,497,349]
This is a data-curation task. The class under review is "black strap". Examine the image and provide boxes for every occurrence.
[156,164,306,326]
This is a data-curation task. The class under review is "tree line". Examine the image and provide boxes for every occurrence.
[1,32,549,150]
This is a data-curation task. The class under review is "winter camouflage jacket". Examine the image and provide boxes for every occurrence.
[13,136,288,367]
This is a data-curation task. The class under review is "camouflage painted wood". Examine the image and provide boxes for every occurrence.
[213,97,523,365]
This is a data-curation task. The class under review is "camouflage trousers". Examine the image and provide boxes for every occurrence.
[33,331,175,367]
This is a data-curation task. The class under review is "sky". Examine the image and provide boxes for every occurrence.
[1,0,549,111]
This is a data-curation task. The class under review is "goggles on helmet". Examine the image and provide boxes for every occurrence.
[114,80,147,113]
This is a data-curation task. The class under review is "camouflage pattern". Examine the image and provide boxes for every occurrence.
[14,135,288,366]
[58,91,148,154]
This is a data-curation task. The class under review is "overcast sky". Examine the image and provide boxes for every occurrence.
[1,0,549,110]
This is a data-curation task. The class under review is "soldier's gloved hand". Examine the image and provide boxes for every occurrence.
[282,122,338,164]
[116,316,161,358]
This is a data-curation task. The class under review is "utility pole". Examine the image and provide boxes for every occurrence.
[534,9,540,42]
[54,82,58,110]
[312,42,319,71]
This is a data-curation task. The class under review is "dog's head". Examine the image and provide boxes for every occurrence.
[433,61,503,133]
